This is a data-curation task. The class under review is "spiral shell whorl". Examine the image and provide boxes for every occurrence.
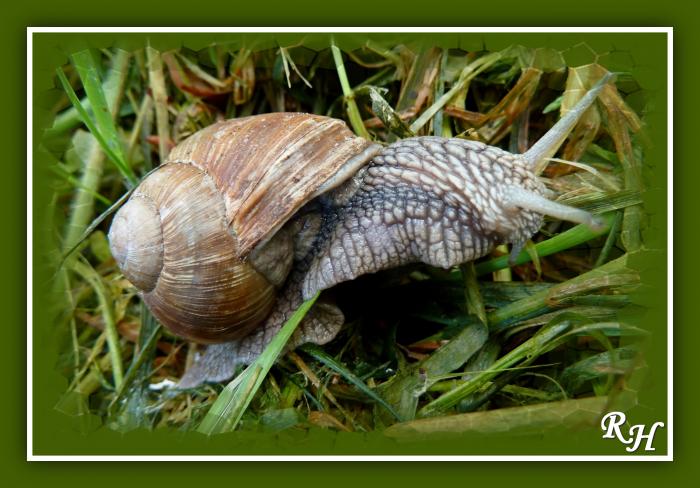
[108,194,164,292]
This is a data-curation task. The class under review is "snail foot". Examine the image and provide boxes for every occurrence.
[177,300,344,388]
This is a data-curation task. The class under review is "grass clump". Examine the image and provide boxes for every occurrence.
[44,39,650,438]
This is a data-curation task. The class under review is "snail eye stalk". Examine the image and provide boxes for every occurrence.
[502,185,605,231]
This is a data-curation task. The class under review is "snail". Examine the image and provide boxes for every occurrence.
[108,73,613,388]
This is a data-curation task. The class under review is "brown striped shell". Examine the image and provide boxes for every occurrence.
[108,113,380,343]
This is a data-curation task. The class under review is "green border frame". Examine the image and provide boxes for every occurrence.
[30,30,669,457]
[3,0,699,482]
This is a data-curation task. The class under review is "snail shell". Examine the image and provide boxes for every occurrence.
[109,113,380,343]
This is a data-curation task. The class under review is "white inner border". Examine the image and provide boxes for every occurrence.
[27,26,673,462]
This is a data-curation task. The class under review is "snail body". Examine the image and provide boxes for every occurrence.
[109,75,612,386]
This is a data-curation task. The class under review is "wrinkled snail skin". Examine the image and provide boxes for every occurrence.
[110,75,614,388]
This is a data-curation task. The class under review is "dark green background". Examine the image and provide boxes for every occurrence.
[5,0,691,482]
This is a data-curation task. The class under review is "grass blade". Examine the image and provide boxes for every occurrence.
[55,70,133,187]
[50,163,111,206]
[70,257,124,389]
[474,212,614,276]
[146,46,171,162]
[109,308,162,411]
[595,211,623,267]
[379,321,489,421]
[63,51,137,186]
[57,50,131,254]
[460,262,487,325]
[299,344,404,422]
[417,320,570,417]
[71,52,128,165]
[486,254,640,332]
[331,43,371,139]
[386,396,611,439]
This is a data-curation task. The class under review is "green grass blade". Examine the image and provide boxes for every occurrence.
[70,257,124,388]
[57,186,135,271]
[56,62,136,186]
[474,213,614,276]
[386,396,610,439]
[486,254,639,332]
[71,51,128,163]
[417,320,570,417]
[299,344,404,422]
[197,293,320,435]
[50,163,111,206]
[57,163,166,271]
[146,46,171,163]
[379,321,488,421]
[56,50,131,256]
[559,344,640,392]
[331,44,371,139]
[595,211,623,267]
[460,262,487,325]
[109,309,162,411]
